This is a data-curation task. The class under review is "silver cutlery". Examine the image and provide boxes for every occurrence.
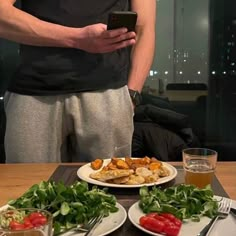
[55,214,104,235]
[230,208,236,218]
[84,213,104,236]
[197,197,232,236]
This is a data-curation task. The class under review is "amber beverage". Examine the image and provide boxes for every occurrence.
[183,148,217,188]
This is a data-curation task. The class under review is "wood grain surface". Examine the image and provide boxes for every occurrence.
[0,162,235,207]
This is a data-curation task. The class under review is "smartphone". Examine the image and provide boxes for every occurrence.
[107,11,137,32]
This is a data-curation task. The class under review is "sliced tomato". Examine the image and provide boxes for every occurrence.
[154,215,171,224]
[139,216,149,226]
[142,217,165,233]
[140,212,182,236]
[163,224,181,236]
[146,212,159,218]
[159,213,176,222]
[173,218,182,227]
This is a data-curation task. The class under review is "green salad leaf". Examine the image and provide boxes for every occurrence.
[139,184,219,222]
[8,181,118,234]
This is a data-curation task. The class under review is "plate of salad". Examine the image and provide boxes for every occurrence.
[1,180,127,236]
[128,184,236,236]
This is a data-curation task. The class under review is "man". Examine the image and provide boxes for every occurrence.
[0,0,156,162]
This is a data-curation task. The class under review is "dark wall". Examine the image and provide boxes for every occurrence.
[206,0,236,160]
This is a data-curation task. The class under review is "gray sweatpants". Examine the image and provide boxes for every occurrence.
[4,86,134,163]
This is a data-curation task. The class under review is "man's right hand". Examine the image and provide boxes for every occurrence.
[74,23,136,53]
[0,2,136,51]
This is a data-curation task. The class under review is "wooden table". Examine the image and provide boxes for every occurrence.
[0,162,236,236]
[0,162,235,207]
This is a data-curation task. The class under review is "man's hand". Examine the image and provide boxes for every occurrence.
[75,23,136,53]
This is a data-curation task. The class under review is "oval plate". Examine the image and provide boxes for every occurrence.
[0,203,127,236]
[77,158,177,188]
[128,197,236,236]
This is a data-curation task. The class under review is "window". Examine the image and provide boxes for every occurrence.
[143,0,236,160]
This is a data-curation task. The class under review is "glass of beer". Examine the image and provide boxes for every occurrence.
[182,148,217,188]
[0,208,53,236]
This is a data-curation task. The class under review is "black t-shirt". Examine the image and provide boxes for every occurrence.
[8,0,131,95]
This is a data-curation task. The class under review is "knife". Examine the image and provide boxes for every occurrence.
[197,215,217,236]
[230,208,236,218]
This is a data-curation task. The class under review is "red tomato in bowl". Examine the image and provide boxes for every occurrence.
[9,221,25,230]
[8,211,48,231]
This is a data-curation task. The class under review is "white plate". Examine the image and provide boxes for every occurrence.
[0,203,127,236]
[128,197,236,236]
[77,158,177,188]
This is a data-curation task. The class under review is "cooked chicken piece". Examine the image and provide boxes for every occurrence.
[135,167,153,177]
[125,174,145,185]
[159,167,170,177]
[145,174,159,183]
[130,163,149,170]
[109,176,130,184]
[89,169,134,182]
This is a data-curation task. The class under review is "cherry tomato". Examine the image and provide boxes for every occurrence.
[139,212,182,236]
[139,216,149,226]
[8,211,48,231]
[28,212,44,221]
[30,215,47,227]
[23,217,34,229]
[9,221,25,230]
[146,212,158,218]
[164,224,181,236]
[173,218,182,227]
[142,217,165,233]
[160,213,176,222]
[154,215,171,224]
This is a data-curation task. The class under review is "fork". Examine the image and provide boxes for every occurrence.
[55,215,103,235]
[197,197,232,236]
[84,213,104,236]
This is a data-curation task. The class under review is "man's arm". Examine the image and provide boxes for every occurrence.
[128,0,156,92]
[0,0,136,53]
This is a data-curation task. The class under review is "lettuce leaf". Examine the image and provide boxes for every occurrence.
[139,184,219,221]
[8,180,118,234]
